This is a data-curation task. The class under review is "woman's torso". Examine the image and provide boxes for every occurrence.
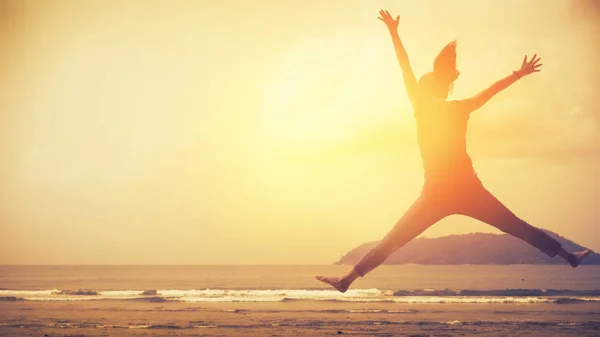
[413,97,475,179]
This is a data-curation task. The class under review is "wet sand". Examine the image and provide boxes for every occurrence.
[2,300,599,336]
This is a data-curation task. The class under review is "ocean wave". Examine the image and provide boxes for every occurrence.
[0,288,598,304]
[0,296,24,302]
[393,289,600,297]
[55,289,99,296]
[125,296,168,303]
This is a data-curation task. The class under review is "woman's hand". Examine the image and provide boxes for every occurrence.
[515,54,542,78]
[377,10,399,31]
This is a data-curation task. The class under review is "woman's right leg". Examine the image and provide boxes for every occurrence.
[316,194,450,292]
[353,195,450,277]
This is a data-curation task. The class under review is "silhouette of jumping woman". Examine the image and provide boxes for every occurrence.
[316,10,591,293]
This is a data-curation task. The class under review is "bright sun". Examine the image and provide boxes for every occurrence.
[260,34,405,151]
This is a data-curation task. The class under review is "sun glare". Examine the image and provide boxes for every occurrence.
[259,34,402,151]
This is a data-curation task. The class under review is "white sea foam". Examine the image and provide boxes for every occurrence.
[1,288,599,303]
[100,290,144,297]
[0,289,59,296]
[390,296,555,304]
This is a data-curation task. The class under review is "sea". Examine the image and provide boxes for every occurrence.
[1,264,599,336]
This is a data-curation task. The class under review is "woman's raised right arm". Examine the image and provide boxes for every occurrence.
[378,10,418,105]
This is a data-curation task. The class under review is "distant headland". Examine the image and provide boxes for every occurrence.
[336,230,599,265]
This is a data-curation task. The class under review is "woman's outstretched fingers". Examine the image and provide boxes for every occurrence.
[377,9,400,29]
[530,53,537,64]
[518,54,543,76]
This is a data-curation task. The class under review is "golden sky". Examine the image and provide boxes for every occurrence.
[1,0,599,264]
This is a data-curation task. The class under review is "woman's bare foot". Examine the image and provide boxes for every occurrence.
[315,276,350,293]
[567,249,592,268]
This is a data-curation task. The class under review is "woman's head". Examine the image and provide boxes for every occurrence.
[419,40,460,99]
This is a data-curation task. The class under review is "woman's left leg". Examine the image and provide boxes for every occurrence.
[457,183,590,266]
[457,184,561,257]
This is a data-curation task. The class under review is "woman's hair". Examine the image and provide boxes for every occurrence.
[418,40,460,96]
[433,40,459,83]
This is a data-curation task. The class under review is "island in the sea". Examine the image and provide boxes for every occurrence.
[336,229,599,265]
